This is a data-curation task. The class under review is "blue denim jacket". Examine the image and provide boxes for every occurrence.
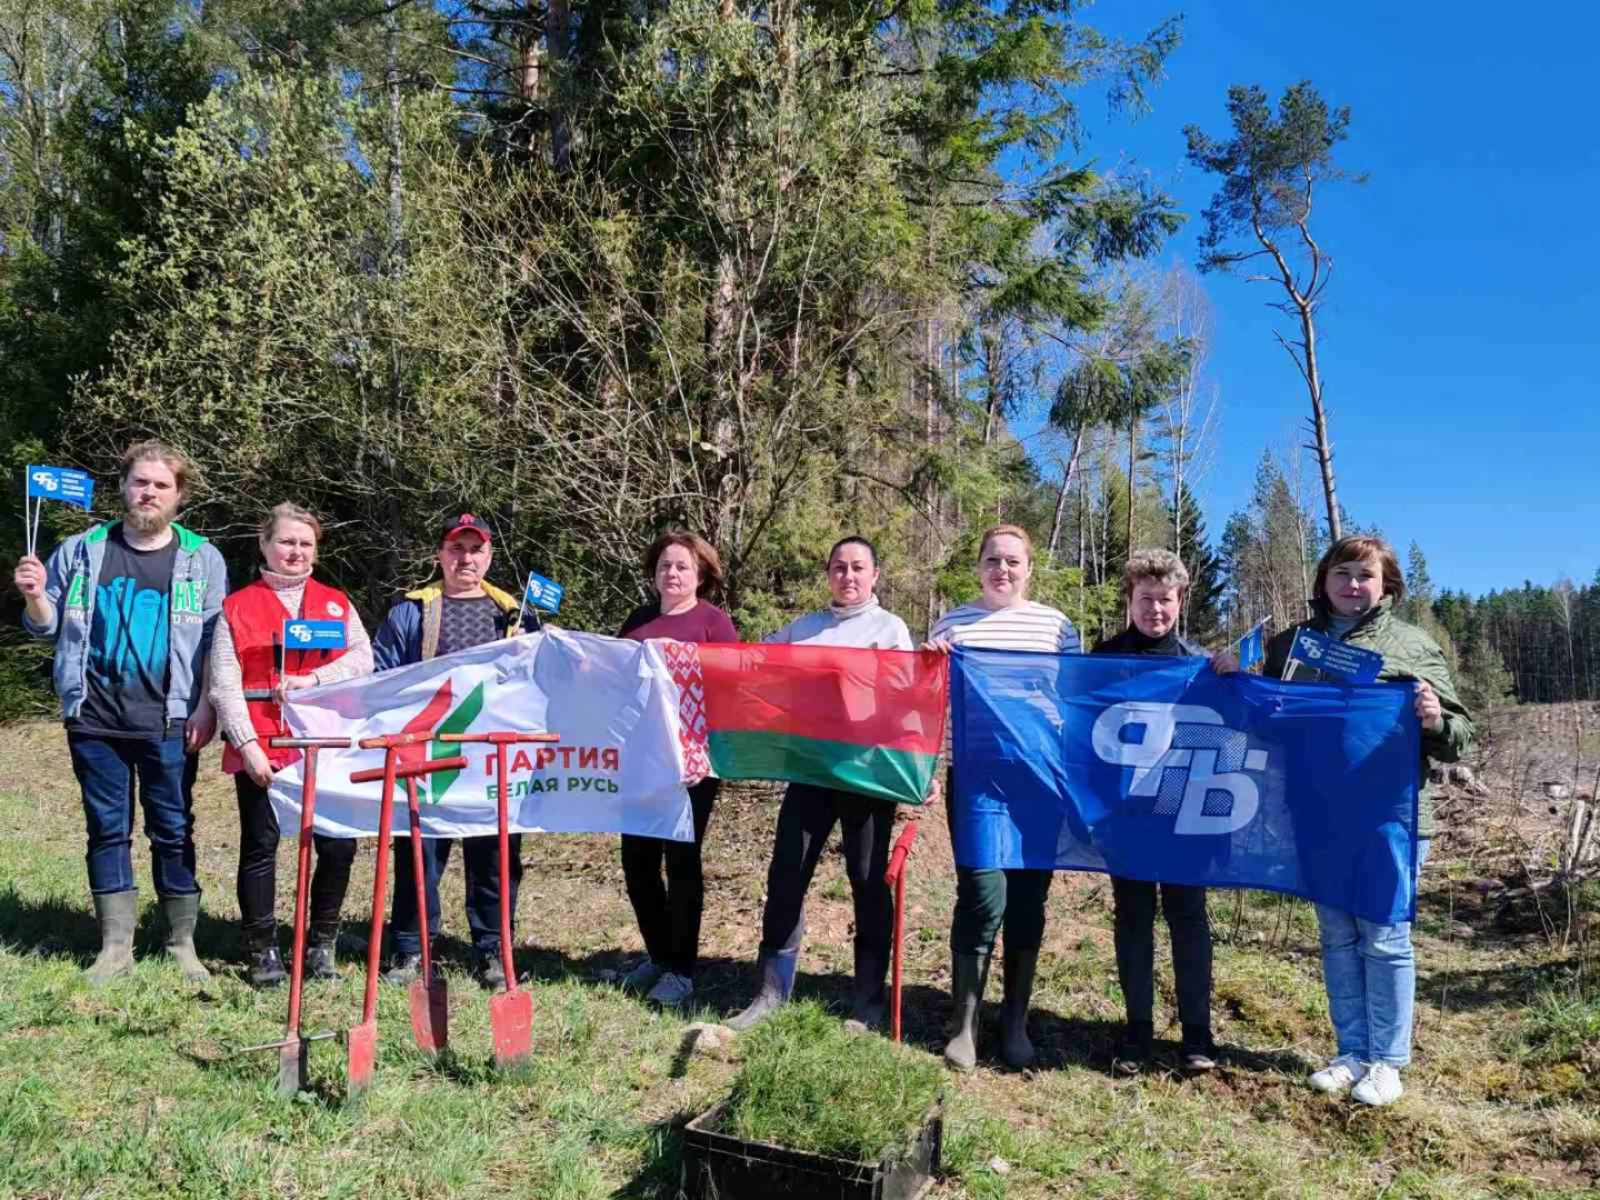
[22,521,229,724]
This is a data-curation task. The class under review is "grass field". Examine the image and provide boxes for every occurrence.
[0,713,1596,1199]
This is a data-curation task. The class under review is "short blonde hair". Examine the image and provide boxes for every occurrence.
[1123,548,1189,598]
[259,502,323,547]
[978,523,1034,563]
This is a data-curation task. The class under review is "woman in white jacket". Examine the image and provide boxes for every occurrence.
[728,537,915,1031]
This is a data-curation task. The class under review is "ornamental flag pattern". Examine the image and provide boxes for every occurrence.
[661,639,711,782]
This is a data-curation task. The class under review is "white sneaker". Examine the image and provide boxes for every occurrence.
[647,971,694,1007]
[1351,1063,1403,1107]
[1309,1055,1369,1095]
[619,958,663,994]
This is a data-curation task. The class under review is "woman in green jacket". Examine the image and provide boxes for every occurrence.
[1264,535,1473,1108]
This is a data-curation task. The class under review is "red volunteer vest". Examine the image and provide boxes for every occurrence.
[220,577,352,773]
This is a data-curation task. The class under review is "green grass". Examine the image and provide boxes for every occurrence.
[0,719,1596,1197]
[720,1001,942,1161]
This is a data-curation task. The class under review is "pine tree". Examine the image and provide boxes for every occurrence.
[1171,484,1223,642]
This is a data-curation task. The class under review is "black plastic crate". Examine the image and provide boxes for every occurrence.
[679,1100,942,1200]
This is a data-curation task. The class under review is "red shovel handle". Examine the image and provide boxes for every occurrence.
[349,756,468,784]
[358,730,437,750]
[886,821,920,1044]
[436,732,560,745]
[885,821,920,886]
[269,736,355,750]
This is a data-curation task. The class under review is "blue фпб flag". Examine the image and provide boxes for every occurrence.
[284,619,348,651]
[1238,622,1266,671]
[950,648,1423,923]
[26,465,95,509]
[523,571,565,614]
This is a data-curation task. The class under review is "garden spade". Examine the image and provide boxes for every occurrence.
[232,735,353,1095]
[403,773,449,1055]
[438,730,560,1068]
[345,734,466,1096]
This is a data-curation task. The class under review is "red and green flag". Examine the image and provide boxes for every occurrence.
[665,643,949,805]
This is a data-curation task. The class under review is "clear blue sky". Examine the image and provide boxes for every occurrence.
[1048,0,1598,597]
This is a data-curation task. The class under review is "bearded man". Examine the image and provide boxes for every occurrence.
[13,440,227,986]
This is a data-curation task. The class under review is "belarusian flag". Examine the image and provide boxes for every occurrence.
[662,642,948,805]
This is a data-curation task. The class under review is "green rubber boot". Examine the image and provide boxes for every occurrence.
[86,890,138,987]
[160,893,211,984]
[942,951,992,1072]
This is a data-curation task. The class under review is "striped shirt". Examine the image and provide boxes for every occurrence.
[930,601,1081,655]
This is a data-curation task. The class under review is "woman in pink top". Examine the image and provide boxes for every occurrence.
[615,531,738,1007]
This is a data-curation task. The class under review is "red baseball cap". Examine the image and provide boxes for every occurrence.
[440,513,493,546]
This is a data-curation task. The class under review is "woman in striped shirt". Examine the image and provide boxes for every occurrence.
[927,523,1080,1071]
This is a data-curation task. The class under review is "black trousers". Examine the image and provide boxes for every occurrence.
[759,783,895,972]
[390,833,523,956]
[235,773,356,939]
[1110,875,1213,1030]
[620,778,718,977]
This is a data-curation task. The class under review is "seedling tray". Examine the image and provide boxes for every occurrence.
[679,1100,941,1200]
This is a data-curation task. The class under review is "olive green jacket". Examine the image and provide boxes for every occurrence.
[1265,597,1473,838]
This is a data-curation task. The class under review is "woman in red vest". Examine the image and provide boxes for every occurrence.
[209,503,374,986]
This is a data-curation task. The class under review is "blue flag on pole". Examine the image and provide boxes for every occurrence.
[26,465,95,510]
[523,571,565,614]
[950,648,1422,923]
[284,619,348,651]
[1238,623,1265,671]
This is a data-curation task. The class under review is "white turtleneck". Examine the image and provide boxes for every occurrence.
[763,597,913,650]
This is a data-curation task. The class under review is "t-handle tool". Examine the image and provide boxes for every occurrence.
[401,772,448,1055]
[437,731,560,1068]
[884,821,921,1045]
[233,735,354,1096]
[343,734,466,1096]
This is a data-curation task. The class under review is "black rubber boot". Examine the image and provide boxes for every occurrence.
[1000,946,1040,1069]
[244,927,287,989]
[942,951,992,1072]
[86,890,138,986]
[728,948,798,1032]
[160,893,211,984]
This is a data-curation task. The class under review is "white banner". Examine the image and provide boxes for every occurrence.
[267,628,694,841]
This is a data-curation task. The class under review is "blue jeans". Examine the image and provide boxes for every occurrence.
[67,731,200,896]
[1315,839,1431,1067]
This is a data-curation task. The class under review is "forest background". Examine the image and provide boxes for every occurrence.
[0,0,1593,719]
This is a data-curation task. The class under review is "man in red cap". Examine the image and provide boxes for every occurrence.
[371,513,527,987]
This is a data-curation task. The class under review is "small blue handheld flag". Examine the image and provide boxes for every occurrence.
[24,465,96,558]
[523,571,565,614]
[1287,628,1383,684]
[283,620,348,651]
[1238,623,1265,671]
[26,465,95,509]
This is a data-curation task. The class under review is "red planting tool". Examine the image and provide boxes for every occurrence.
[437,731,560,1069]
[233,735,353,1096]
[344,734,467,1096]
[884,821,921,1045]
[401,772,449,1055]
